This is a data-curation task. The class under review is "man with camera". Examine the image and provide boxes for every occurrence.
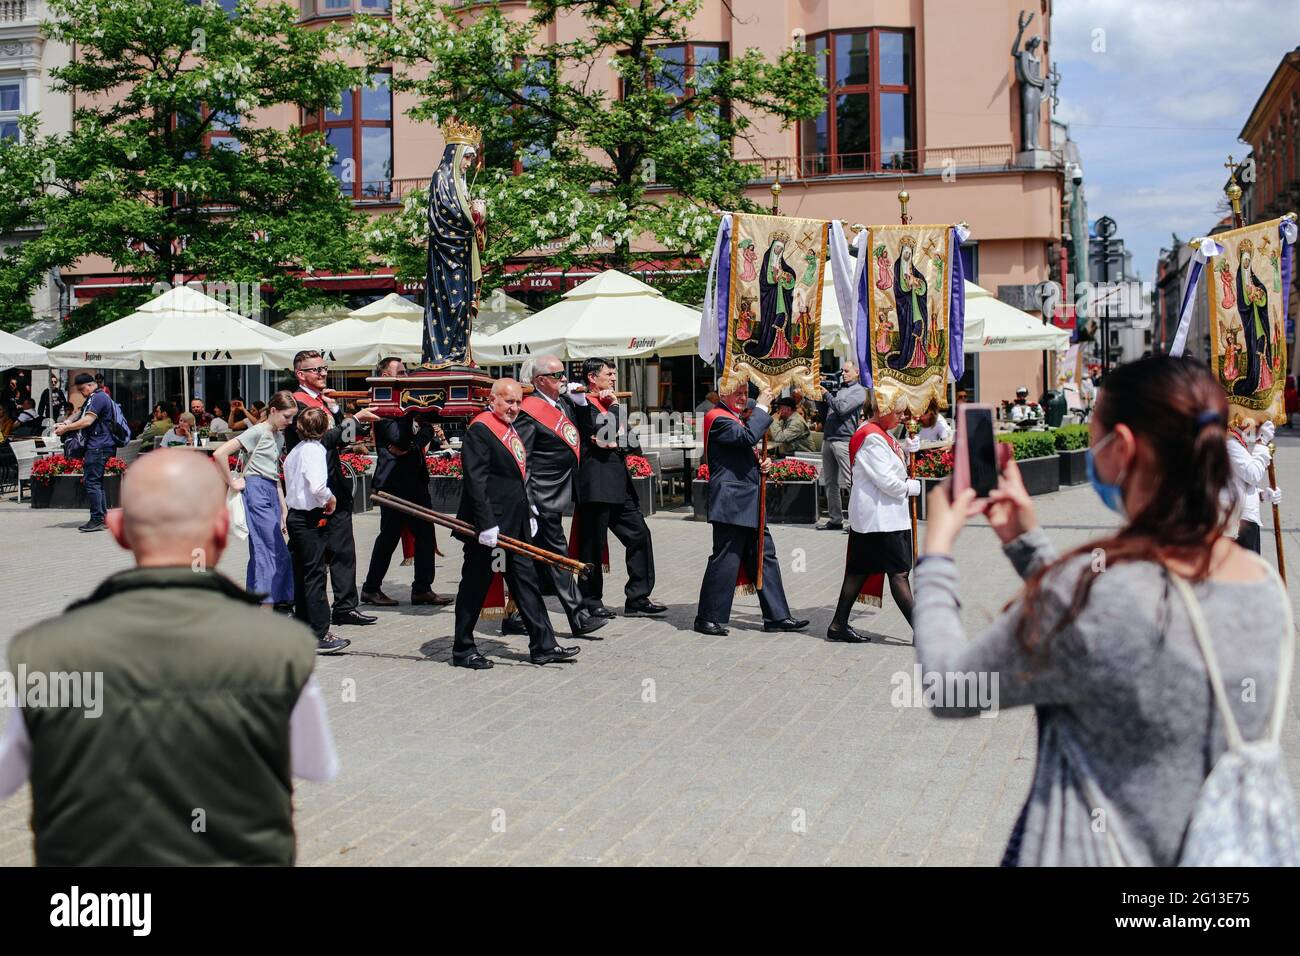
[818,362,867,531]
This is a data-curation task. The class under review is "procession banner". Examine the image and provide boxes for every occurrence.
[1057,342,1083,410]
[864,224,963,416]
[1204,217,1295,426]
[716,212,829,395]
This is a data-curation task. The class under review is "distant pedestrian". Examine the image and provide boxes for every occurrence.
[0,449,338,865]
[52,372,116,532]
[818,361,866,530]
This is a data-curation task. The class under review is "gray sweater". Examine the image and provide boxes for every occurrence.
[822,382,866,443]
[913,526,1291,866]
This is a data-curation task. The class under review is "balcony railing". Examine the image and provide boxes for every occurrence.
[350,178,429,204]
[0,0,29,21]
[744,145,1023,181]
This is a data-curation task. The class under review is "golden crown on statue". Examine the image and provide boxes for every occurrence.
[770,230,790,245]
[442,117,482,149]
[1238,237,1254,254]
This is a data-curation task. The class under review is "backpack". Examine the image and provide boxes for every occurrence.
[102,394,132,446]
[1169,564,1299,866]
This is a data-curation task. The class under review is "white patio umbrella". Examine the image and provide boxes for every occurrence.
[964,281,1069,352]
[0,327,48,367]
[271,301,352,338]
[261,292,426,369]
[47,285,287,409]
[471,270,701,362]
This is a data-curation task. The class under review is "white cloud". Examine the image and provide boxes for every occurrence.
[1154,89,1245,123]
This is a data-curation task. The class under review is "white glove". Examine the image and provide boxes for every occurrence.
[905,478,921,497]
[478,526,499,548]
[1258,421,1275,445]
[904,436,921,454]
[1265,487,1282,506]
[566,383,588,406]
[529,517,538,537]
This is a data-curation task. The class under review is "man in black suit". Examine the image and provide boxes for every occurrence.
[451,378,581,670]
[695,380,808,636]
[361,357,455,608]
[284,349,380,628]
[570,358,665,618]
[501,355,608,639]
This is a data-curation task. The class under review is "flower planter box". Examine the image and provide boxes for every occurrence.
[690,479,817,524]
[630,474,655,517]
[352,474,373,513]
[30,474,122,510]
[1057,447,1089,486]
[428,476,463,515]
[913,477,946,521]
[1017,454,1060,497]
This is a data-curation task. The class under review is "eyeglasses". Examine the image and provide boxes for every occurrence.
[297,366,329,375]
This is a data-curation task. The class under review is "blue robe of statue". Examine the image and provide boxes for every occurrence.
[423,143,479,366]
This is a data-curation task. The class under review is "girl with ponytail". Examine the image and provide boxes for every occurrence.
[913,355,1295,865]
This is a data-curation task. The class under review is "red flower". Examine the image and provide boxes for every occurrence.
[912,447,954,479]
[30,454,129,483]
[339,452,373,476]
[695,463,710,481]
[427,453,463,478]
[625,454,652,478]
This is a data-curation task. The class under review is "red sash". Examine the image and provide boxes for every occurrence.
[847,420,905,606]
[587,393,612,414]
[470,410,526,479]
[521,396,580,462]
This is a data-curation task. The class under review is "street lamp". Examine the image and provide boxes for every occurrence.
[1095,215,1118,378]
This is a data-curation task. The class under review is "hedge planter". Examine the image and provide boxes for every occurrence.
[1017,454,1061,496]
[428,476,463,515]
[30,474,122,510]
[350,474,373,513]
[1058,447,1089,486]
[630,474,655,517]
[913,477,946,521]
[690,479,817,524]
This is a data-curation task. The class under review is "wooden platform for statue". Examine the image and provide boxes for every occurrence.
[361,366,494,420]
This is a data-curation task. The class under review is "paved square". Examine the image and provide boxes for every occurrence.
[2,439,1298,865]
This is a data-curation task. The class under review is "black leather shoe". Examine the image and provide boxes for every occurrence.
[572,614,608,638]
[826,624,871,643]
[763,617,809,632]
[78,520,106,533]
[361,589,398,607]
[588,605,617,619]
[624,599,667,616]
[500,613,528,636]
[693,619,728,636]
[530,645,580,665]
[452,653,494,670]
[817,521,843,531]
[332,609,378,626]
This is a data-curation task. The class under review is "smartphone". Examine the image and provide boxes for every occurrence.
[953,403,999,498]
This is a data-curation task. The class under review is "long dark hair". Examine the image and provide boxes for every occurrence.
[1017,355,1232,654]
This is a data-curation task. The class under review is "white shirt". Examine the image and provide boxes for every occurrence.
[160,428,192,447]
[0,675,338,798]
[849,431,920,533]
[918,414,952,443]
[284,440,332,510]
[209,417,230,433]
[1226,433,1271,528]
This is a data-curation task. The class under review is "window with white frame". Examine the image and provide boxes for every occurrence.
[0,78,22,141]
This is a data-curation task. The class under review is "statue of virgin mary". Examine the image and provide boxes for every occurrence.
[422,119,486,367]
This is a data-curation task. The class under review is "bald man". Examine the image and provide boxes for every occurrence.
[450,379,581,669]
[0,450,338,864]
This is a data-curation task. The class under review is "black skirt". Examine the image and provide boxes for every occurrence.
[845,529,913,575]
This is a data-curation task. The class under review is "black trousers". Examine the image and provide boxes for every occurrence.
[453,538,558,660]
[697,522,791,625]
[364,497,434,594]
[530,509,587,629]
[576,494,654,609]
[1237,519,1262,554]
[287,508,330,639]
[324,508,360,613]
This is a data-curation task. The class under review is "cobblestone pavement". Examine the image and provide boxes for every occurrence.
[2,437,1298,865]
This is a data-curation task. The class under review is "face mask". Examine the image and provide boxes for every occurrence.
[1086,430,1126,515]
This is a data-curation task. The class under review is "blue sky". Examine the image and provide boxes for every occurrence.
[1052,0,1300,279]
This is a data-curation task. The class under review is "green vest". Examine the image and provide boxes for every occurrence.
[8,567,318,866]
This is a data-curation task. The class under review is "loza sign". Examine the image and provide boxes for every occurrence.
[191,350,234,362]
[499,343,532,356]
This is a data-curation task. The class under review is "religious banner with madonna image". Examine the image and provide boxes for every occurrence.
[1205,217,1295,427]
[720,212,829,393]
[865,224,961,416]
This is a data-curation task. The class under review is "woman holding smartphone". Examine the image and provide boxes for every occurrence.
[826,392,922,643]
[915,355,1295,865]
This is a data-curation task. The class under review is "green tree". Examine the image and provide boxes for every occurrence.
[355,0,823,303]
[0,0,372,333]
